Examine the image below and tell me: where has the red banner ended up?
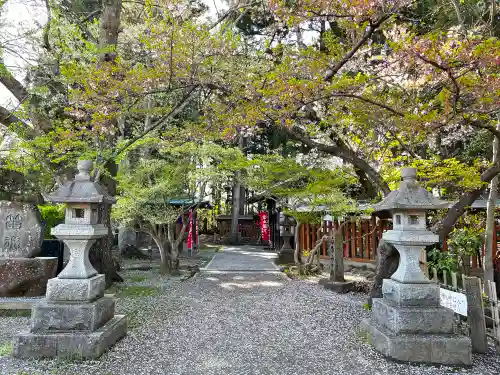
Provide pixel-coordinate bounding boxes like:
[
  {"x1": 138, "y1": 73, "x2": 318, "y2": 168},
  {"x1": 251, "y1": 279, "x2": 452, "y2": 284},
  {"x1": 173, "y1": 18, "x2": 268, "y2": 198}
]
[
  {"x1": 195, "y1": 214, "x2": 199, "y2": 253},
  {"x1": 259, "y1": 211, "x2": 270, "y2": 241},
  {"x1": 187, "y1": 209, "x2": 193, "y2": 250}
]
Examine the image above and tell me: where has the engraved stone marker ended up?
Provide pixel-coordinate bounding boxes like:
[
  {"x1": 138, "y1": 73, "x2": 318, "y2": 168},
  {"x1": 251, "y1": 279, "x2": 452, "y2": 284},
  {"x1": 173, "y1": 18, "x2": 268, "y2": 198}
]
[{"x1": 0, "y1": 201, "x2": 43, "y2": 258}]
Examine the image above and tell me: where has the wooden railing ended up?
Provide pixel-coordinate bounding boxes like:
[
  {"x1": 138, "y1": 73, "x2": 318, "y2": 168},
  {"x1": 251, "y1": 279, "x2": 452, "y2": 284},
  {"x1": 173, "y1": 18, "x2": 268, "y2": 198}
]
[
  {"x1": 299, "y1": 219, "x2": 500, "y2": 266},
  {"x1": 297, "y1": 218, "x2": 391, "y2": 263}
]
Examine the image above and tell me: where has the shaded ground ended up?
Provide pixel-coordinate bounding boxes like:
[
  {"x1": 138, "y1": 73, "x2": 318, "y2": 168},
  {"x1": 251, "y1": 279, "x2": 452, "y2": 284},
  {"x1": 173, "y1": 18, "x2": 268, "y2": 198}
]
[{"x1": 0, "y1": 246, "x2": 499, "y2": 375}]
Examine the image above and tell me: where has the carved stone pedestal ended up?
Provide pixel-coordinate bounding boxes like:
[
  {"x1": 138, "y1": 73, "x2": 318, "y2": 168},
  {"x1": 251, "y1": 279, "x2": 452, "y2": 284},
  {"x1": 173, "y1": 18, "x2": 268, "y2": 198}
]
[
  {"x1": 361, "y1": 279, "x2": 471, "y2": 366},
  {"x1": 13, "y1": 272, "x2": 126, "y2": 358}
]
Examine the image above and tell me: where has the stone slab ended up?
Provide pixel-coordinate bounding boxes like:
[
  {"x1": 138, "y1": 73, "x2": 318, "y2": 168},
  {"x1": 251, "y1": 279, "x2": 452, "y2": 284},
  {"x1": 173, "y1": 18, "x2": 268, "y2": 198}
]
[
  {"x1": 0, "y1": 257, "x2": 58, "y2": 297},
  {"x1": 360, "y1": 319, "x2": 471, "y2": 366},
  {"x1": 372, "y1": 298, "x2": 454, "y2": 334},
  {"x1": 46, "y1": 274, "x2": 105, "y2": 302},
  {"x1": 276, "y1": 248, "x2": 295, "y2": 265},
  {"x1": 0, "y1": 201, "x2": 43, "y2": 258},
  {"x1": 13, "y1": 314, "x2": 127, "y2": 358},
  {"x1": 31, "y1": 297, "x2": 114, "y2": 332},
  {"x1": 0, "y1": 296, "x2": 43, "y2": 310},
  {"x1": 382, "y1": 279, "x2": 440, "y2": 307},
  {"x1": 319, "y1": 280, "x2": 354, "y2": 294}
]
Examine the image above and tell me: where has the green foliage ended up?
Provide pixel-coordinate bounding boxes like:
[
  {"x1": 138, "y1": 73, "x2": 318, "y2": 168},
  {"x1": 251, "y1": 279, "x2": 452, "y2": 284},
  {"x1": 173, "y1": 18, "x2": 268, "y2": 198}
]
[
  {"x1": 448, "y1": 227, "x2": 484, "y2": 258},
  {"x1": 427, "y1": 248, "x2": 459, "y2": 275},
  {"x1": 244, "y1": 154, "x2": 356, "y2": 223},
  {"x1": 38, "y1": 204, "x2": 65, "y2": 239},
  {"x1": 0, "y1": 342, "x2": 12, "y2": 356},
  {"x1": 128, "y1": 275, "x2": 147, "y2": 283}
]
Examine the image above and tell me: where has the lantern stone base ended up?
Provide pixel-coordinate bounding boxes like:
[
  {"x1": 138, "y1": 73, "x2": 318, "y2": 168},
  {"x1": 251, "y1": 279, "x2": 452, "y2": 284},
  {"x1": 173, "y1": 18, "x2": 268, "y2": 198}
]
[
  {"x1": 371, "y1": 298, "x2": 455, "y2": 334},
  {"x1": 382, "y1": 279, "x2": 440, "y2": 307},
  {"x1": 361, "y1": 278, "x2": 472, "y2": 366},
  {"x1": 30, "y1": 297, "x2": 115, "y2": 332},
  {"x1": 361, "y1": 319, "x2": 471, "y2": 366},
  {"x1": 13, "y1": 315, "x2": 126, "y2": 359},
  {"x1": 13, "y1": 273, "x2": 127, "y2": 358},
  {"x1": 277, "y1": 248, "x2": 295, "y2": 265},
  {"x1": 46, "y1": 274, "x2": 105, "y2": 302}
]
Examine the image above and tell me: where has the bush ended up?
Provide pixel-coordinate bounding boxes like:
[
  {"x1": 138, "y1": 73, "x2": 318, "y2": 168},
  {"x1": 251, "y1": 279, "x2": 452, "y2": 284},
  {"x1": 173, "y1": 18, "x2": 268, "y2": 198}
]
[{"x1": 38, "y1": 204, "x2": 65, "y2": 239}]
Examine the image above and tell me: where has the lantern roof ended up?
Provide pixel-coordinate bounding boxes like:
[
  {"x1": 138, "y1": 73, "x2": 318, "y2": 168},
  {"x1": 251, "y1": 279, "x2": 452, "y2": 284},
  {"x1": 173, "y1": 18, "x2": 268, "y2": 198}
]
[
  {"x1": 373, "y1": 168, "x2": 448, "y2": 213},
  {"x1": 44, "y1": 160, "x2": 115, "y2": 204}
]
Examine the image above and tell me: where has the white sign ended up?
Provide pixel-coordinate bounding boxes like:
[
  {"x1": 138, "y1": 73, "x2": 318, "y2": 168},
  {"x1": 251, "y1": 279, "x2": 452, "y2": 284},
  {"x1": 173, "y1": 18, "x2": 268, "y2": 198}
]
[{"x1": 440, "y1": 288, "x2": 468, "y2": 316}]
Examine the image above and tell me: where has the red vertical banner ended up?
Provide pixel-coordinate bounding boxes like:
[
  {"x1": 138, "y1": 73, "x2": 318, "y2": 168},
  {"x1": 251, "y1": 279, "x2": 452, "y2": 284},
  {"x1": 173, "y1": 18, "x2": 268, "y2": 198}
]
[
  {"x1": 195, "y1": 212, "x2": 199, "y2": 254},
  {"x1": 187, "y1": 209, "x2": 193, "y2": 251},
  {"x1": 259, "y1": 211, "x2": 270, "y2": 242}
]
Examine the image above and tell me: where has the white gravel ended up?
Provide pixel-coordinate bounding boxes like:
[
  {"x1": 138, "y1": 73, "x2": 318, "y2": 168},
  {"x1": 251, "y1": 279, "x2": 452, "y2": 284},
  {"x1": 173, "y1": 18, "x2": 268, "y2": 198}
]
[{"x1": 1, "y1": 270, "x2": 499, "y2": 375}]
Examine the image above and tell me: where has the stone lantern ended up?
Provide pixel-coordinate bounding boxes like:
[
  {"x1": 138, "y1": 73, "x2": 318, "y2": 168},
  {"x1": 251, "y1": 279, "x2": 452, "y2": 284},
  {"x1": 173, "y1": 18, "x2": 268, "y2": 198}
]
[
  {"x1": 361, "y1": 168, "x2": 471, "y2": 365},
  {"x1": 277, "y1": 213, "x2": 295, "y2": 264},
  {"x1": 13, "y1": 160, "x2": 127, "y2": 359}
]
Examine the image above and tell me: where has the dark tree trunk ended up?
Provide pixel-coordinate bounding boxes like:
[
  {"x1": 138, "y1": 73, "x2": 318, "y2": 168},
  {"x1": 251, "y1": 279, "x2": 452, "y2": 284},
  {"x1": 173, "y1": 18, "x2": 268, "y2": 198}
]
[
  {"x1": 89, "y1": 202, "x2": 123, "y2": 286},
  {"x1": 330, "y1": 229, "x2": 345, "y2": 282},
  {"x1": 368, "y1": 240, "x2": 399, "y2": 307}
]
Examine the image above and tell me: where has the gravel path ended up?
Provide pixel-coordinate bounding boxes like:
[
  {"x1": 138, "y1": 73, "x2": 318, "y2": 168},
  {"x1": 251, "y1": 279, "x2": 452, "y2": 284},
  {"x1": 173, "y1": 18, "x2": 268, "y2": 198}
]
[
  {"x1": 201, "y1": 245, "x2": 280, "y2": 272},
  {"x1": 1, "y1": 247, "x2": 499, "y2": 375}
]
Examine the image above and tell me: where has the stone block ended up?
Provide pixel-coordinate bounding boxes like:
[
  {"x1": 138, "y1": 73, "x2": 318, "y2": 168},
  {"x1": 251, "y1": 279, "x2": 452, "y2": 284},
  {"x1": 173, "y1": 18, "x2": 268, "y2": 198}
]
[
  {"x1": 360, "y1": 319, "x2": 471, "y2": 366},
  {"x1": 46, "y1": 274, "x2": 105, "y2": 302},
  {"x1": 0, "y1": 257, "x2": 58, "y2": 297},
  {"x1": 31, "y1": 297, "x2": 114, "y2": 332},
  {"x1": 319, "y1": 280, "x2": 354, "y2": 294},
  {"x1": 276, "y1": 248, "x2": 295, "y2": 265},
  {"x1": 382, "y1": 279, "x2": 440, "y2": 307},
  {"x1": 372, "y1": 298, "x2": 454, "y2": 334},
  {"x1": 13, "y1": 314, "x2": 127, "y2": 358}
]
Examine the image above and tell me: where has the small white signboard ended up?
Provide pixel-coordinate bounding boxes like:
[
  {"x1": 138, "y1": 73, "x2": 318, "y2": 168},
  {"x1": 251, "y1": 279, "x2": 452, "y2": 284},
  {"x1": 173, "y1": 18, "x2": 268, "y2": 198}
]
[{"x1": 440, "y1": 288, "x2": 468, "y2": 316}]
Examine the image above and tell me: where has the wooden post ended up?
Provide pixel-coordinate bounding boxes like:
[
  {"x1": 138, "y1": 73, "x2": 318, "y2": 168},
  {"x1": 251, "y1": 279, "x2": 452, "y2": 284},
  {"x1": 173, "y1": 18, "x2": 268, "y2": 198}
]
[
  {"x1": 351, "y1": 218, "x2": 356, "y2": 258},
  {"x1": 321, "y1": 221, "x2": 328, "y2": 256},
  {"x1": 345, "y1": 221, "x2": 351, "y2": 258},
  {"x1": 370, "y1": 216, "x2": 377, "y2": 259},
  {"x1": 442, "y1": 236, "x2": 448, "y2": 252},
  {"x1": 494, "y1": 224, "x2": 498, "y2": 261},
  {"x1": 443, "y1": 270, "x2": 448, "y2": 286},
  {"x1": 378, "y1": 219, "x2": 384, "y2": 240},
  {"x1": 305, "y1": 224, "x2": 311, "y2": 250},
  {"x1": 312, "y1": 224, "x2": 316, "y2": 249},
  {"x1": 463, "y1": 276, "x2": 488, "y2": 353},
  {"x1": 362, "y1": 219, "x2": 369, "y2": 260},
  {"x1": 487, "y1": 281, "x2": 500, "y2": 353},
  {"x1": 432, "y1": 267, "x2": 438, "y2": 282},
  {"x1": 300, "y1": 223, "x2": 305, "y2": 252},
  {"x1": 330, "y1": 228, "x2": 345, "y2": 282},
  {"x1": 451, "y1": 272, "x2": 458, "y2": 289}
]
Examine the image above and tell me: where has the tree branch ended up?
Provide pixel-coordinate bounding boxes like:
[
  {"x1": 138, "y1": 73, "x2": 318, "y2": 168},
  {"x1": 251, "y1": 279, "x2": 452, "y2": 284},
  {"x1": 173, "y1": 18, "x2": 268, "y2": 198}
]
[
  {"x1": 281, "y1": 125, "x2": 391, "y2": 196},
  {"x1": 0, "y1": 69, "x2": 29, "y2": 103},
  {"x1": 324, "y1": 15, "x2": 390, "y2": 82},
  {"x1": 111, "y1": 85, "x2": 198, "y2": 159}
]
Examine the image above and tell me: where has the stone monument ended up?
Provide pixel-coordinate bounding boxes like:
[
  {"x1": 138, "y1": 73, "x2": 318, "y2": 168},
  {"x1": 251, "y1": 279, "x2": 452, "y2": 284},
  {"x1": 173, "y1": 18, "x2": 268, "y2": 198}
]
[
  {"x1": 277, "y1": 214, "x2": 295, "y2": 264},
  {"x1": 0, "y1": 201, "x2": 57, "y2": 296},
  {"x1": 361, "y1": 168, "x2": 471, "y2": 365},
  {"x1": 13, "y1": 160, "x2": 127, "y2": 358}
]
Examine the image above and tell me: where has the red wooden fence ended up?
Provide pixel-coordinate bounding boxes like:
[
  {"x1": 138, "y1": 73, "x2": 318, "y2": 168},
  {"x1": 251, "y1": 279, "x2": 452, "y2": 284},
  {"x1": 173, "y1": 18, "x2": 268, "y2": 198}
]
[
  {"x1": 297, "y1": 217, "x2": 392, "y2": 263},
  {"x1": 297, "y1": 219, "x2": 499, "y2": 266}
]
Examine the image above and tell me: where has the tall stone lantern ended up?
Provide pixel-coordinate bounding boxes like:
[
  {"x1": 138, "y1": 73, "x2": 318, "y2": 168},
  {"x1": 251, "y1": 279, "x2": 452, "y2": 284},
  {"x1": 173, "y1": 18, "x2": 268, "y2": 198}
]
[
  {"x1": 361, "y1": 168, "x2": 471, "y2": 365},
  {"x1": 13, "y1": 160, "x2": 127, "y2": 358}
]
